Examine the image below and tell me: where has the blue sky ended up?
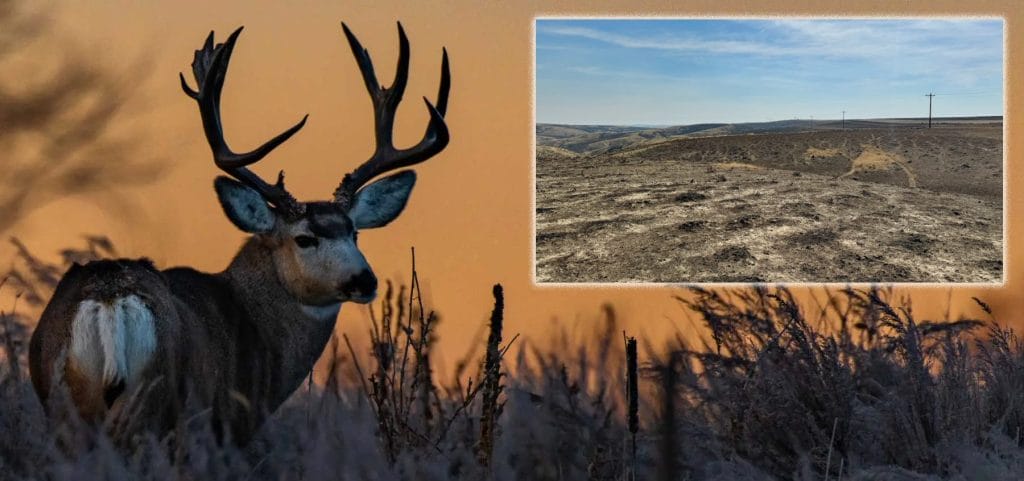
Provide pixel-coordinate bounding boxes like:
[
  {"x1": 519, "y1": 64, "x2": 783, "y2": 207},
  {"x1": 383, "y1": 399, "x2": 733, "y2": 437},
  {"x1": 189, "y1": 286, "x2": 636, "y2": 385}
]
[{"x1": 536, "y1": 19, "x2": 1003, "y2": 125}]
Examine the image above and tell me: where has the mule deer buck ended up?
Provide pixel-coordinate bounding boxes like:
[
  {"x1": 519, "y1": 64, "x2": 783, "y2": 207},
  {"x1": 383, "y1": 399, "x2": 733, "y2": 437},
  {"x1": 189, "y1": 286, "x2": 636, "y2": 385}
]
[{"x1": 28, "y1": 21, "x2": 450, "y2": 444}]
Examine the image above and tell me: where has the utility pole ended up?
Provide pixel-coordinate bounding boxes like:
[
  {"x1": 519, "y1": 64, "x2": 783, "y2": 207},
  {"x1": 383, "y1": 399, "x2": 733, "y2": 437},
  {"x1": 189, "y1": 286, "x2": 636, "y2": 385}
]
[
  {"x1": 925, "y1": 93, "x2": 935, "y2": 128},
  {"x1": 841, "y1": 110, "x2": 845, "y2": 130}
]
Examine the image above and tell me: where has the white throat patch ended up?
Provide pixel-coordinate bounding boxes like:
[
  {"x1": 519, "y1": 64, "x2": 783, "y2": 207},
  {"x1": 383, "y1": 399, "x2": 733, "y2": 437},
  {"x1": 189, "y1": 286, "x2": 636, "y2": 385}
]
[{"x1": 300, "y1": 303, "x2": 341, "y2": 323}]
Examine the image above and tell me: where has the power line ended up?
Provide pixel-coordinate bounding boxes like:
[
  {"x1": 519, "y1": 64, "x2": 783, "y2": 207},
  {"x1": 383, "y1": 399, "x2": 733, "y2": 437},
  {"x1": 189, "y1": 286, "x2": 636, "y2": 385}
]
[{"x1": 932, "y1": 90, "x2": 1001, "y2": 96}]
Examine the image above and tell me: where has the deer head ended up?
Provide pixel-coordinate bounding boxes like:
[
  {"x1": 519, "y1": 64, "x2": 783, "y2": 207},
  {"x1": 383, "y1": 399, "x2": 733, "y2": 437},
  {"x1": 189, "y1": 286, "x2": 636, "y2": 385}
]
[{"x1": 179, "y1": 23, "x2": 449, "y2": 306}]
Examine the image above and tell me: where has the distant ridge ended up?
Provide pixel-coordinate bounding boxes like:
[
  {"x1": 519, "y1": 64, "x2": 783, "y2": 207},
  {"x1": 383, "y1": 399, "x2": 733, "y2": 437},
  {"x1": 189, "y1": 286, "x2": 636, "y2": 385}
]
[{"x1": 537, "y1": 116, "x2": 1003, "y2": 156}]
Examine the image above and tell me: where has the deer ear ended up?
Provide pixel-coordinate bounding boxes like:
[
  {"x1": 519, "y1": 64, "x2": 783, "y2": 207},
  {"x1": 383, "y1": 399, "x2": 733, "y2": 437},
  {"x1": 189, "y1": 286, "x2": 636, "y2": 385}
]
[
  {"x1": 348, "y1": 170, "x2": 416, "y2": 229},
  {"x1": 214, "y1": 176, "x2": 276, "y2": 233}
]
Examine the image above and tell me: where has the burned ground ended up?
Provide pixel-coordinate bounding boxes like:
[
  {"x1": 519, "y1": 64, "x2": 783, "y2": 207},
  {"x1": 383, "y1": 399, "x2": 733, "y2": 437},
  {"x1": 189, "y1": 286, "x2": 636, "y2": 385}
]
[{"x1": 536, "y1": 121, "x2": 1002, "y2": 283}]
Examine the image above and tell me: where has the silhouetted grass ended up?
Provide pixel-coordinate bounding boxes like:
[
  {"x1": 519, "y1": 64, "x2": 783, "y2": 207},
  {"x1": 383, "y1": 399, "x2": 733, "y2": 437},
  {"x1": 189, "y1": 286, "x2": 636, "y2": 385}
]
[{"x1": 2, "y1": 245, "x2": 1023, "y2": 479}]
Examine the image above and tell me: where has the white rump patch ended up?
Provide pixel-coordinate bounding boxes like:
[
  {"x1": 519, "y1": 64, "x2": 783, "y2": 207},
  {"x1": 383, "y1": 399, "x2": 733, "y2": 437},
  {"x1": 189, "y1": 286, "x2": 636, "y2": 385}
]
[{"x1": 70, "y1": 295, "x2": 157, "y2": 387}]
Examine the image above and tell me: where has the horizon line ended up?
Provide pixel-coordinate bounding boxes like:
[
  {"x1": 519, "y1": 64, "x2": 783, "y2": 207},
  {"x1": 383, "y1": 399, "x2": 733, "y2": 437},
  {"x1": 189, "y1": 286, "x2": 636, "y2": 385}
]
[{"x1": 537, "y1": 114, "x2": 1004, "y2": 128}]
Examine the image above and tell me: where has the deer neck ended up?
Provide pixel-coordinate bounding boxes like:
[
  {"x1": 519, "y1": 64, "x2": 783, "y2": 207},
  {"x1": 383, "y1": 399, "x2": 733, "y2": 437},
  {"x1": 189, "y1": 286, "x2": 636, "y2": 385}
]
[{"x1": 222, "y1": 238, "x2": 340, "y2": 394}]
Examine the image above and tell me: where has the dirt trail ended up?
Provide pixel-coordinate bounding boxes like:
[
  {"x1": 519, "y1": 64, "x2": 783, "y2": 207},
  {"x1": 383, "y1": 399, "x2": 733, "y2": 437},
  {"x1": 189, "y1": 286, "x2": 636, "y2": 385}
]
[{"x1": 838, "y1": 144, "x2": 917, "y2": 188}]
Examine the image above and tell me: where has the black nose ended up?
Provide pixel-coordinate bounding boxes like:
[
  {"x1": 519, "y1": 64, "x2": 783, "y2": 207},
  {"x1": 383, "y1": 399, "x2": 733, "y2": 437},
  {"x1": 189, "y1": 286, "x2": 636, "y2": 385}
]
[{"x1": 350, "y1": 269, "x2": 377, "y2": 295}]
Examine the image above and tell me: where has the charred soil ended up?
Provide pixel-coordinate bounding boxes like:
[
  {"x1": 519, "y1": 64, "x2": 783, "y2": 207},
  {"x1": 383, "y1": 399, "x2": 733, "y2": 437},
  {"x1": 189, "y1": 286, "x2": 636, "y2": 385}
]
[{"x1": 536, "y1": 122, "x2": 1002, "y2": 283}]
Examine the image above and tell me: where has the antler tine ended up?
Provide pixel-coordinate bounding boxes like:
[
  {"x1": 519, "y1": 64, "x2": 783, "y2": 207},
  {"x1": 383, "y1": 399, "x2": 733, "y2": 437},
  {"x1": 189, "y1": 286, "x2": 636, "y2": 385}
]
[
  {"x1": 341, "y1": 23, "x2": 382, "y2": 102},
  {"x1": 436, "y1": 48, "x2": 450, "y2": 116},
  {"x1": 333, "y1": 22, "x2": 451, "y2": 207},
  {"x1": 389, "y1": 23, "x2": 411, "y2": 112},
  {"x1": 180, "y1": 26, "x2": 309, "y2": 218}
]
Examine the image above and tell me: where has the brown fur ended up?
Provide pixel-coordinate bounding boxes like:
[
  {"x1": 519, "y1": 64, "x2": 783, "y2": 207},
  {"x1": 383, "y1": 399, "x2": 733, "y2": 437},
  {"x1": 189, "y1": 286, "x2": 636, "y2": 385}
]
[
  {"x1": 63, "y1": 362, "x2": 106, "y2": 423},
  {"x1": 29, "y1": 237, "x2": 343, "y2": 445}
]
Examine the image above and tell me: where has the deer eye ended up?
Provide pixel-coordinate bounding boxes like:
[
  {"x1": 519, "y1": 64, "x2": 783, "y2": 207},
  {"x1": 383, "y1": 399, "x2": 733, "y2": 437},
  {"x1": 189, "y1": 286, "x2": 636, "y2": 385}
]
[{"x1": 294, "y1": 235, "x2": 319, "y2": 249}]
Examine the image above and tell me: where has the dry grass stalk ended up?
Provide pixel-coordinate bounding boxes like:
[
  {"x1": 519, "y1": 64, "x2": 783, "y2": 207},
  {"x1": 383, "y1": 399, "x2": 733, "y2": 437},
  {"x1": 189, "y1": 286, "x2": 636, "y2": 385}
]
[
  {"x1": 656, "y1": 352, "x2": 680, "y2": 481},
  {"x1": 625, "y1": 334, "x2": 639, "y2": 480},
  {"x1": 477, "y1": 283, "x2": 504, "y2": 468},
  {"x1": 825, "y1": 416, "x2": 838, "y2": 480},
  {"x1": 345, "y1": 249, "x2": 445, "y2": 463}
]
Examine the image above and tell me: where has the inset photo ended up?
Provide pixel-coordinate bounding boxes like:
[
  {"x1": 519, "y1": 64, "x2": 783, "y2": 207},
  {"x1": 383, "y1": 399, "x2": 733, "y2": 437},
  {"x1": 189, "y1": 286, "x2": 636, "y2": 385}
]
[{"x1": 534, "y1": 18, "x2": 1004, "y2": 284}]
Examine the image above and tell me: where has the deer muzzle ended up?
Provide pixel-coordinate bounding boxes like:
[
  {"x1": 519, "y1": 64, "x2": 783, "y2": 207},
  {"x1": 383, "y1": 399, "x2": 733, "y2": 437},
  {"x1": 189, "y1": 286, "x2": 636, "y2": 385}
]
[{"x1": 343, "y1": 269, "x2": 378, "y2": 303}]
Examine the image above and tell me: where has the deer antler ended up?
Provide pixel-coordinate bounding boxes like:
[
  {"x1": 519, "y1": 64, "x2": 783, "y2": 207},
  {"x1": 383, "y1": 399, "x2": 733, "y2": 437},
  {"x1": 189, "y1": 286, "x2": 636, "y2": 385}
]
[
  {"x1": 180, "y1": 27, "x2": 309, "y2": 219},
  {"x1": 332, "y1": 22, "x2": 450, "y2": 208}
]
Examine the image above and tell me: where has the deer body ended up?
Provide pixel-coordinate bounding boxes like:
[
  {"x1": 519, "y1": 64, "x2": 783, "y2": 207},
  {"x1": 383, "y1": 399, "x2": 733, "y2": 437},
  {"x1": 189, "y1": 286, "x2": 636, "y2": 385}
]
[
  {"x1": 33, "y1": 239, "x2": 344, "y2": 442},
  {"x1": 28, "y1": 22, "x2": 450, "y2": 444}
]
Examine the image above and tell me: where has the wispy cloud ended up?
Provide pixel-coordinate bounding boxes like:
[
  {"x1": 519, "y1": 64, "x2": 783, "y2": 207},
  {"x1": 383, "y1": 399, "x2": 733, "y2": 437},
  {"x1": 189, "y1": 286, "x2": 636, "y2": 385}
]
[
  {"x1": 540, "y1": 25, "x2": 785, "y2": 56},
  {"x1": 535, "y1": 19, "x2": 1003, "y2": 124},
  {"x1": 539, "y1": 19, "x2": 1002, "y2": 63},
  {"x1": 556, "y1": 64, "x2": 692, "y2": 82},
  {"x1": 766, "y1": 19, "x2": 1001, "y2": 64}
]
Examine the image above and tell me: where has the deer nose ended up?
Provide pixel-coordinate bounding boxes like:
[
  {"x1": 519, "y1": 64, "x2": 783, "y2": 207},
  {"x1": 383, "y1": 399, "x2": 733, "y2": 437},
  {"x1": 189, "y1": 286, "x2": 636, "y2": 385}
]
[{"x1": 349, "y1": 269, "x2": 377, "y2": 297}]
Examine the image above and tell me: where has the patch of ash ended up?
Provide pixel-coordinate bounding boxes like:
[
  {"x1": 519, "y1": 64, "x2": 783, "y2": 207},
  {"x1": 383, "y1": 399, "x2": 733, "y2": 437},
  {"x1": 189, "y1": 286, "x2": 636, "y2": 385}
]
[
  {"x1": 713, "y1": 245, "x2": 755, "y2": 264},
  {"x1": 893, "y1": 233, "x2": 934, "y2": 255},
  {"x1": 678, "y1": 220, "x2": 707, "y2": 232},
  {"x1": 674, "y1": 191, "x2": 708, "y2": 203}
]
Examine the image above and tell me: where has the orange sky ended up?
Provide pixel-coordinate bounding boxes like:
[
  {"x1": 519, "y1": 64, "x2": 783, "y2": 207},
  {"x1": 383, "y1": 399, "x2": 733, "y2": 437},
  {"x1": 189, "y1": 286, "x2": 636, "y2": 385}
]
[{"x1": 5, "y1": 0, "x2": 1021, "y2": 370}]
